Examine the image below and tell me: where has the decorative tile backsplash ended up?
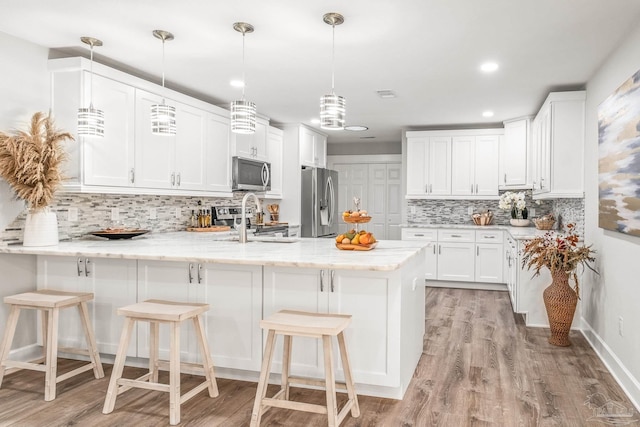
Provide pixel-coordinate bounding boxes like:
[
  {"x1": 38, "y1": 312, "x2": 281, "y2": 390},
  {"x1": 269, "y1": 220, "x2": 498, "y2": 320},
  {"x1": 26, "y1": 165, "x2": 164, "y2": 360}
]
[{"x1": 1, "y1": 192, "x2": 260, "y2": 244}]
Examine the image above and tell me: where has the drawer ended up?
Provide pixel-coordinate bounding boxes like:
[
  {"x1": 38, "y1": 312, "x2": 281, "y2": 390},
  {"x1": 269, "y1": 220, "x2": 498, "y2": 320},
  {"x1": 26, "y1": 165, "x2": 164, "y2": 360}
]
[
  {"x1": 476, "y1": 230, "x2": 503, "y2": 243},
  {"x1": 401, "y1": 228, "x2": 437, "y2": 241},
  {"x1": 437, "y1": 229, "x2": 475, "y2": 243}
]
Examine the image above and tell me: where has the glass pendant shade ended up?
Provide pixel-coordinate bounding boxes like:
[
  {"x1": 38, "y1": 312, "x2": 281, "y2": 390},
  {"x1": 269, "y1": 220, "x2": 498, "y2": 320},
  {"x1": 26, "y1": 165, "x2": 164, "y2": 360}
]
[
  {"x1": 231, "y1": 99, "x2": 256, "y2": 134},
  {"x1": 320, "y1": 93, "x2": 346, "y2": 130},
  {"x1": 151, "y1": 100, "x2": 176, "y2": 135},
  {"x1": 77, "y1": 106, "x2": 105, "y2": 137}
]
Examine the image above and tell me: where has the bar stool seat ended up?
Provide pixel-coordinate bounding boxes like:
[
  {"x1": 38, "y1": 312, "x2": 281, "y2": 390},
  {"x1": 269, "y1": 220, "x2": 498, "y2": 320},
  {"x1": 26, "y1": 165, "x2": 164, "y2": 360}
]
[
  {"x1": 250, "y1": 310, "x2": 360, "y2": 427},
  {"x1": 102, "y1": 299, "x2": 218, "y2": 426},
  {"x1": 0, "y1": 289, "x2": 104, "y2": 401}
]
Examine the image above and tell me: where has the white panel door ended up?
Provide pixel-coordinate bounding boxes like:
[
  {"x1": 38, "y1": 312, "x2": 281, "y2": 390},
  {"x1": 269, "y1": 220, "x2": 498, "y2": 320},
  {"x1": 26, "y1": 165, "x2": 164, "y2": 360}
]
[
  {"x1": 266, "y1": 127, "x2": 283, "y2": 198},
  {"x1": 475, "y1": 243, "x2": 504, "y2": 283},
  {"x1": 299, "y1": 127, "x2": 316, "y2": 167},
  {"x1": 474, "y1": 135, "x2": 499, "y2": 196},
  {"x1": 333, "y1": 163, "x2": 368, "y2": 215},
  {"x1": 406, "y1": 137, "x2": 428, "y2": 195},
  {"x1": 386, "y1": 163, "x2": 403, "y2": 240},
  {"x1": 368, "y1": 163, "x2": 387, "y2": 239},
  {"x1": 205, "y1": 113, "x2": 231, "y2": 192},
  {"x1": 451, "y1": 136, "x2": 475, "y2": 195},
  {"x1": 437, "y1": 242, "x2": 475, "y2": 281},
  {"x1": 428, "y1": 137, "x2": 452, "y2": 195},
  {"x1": 501, "y1": 119, "x2": 528, "y2": 187},
  {"x1": 82, "y1": 73, "x2": 135, "y2": 187},
  {"x1": 134, "y1": 89, "x2": 175, "y2": 189},
  {"x1": 174, "y1": 102, "x2": 207, "y2": 190}
]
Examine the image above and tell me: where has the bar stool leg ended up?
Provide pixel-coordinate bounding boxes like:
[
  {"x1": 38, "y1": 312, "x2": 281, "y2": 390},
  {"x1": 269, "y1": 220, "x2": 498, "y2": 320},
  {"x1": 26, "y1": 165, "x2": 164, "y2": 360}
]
[
  {"x1": 0, "y1": 305, "x2": 21, "y2": 387},
  {"x1": 77, "y1": 301, "x2": 104, "y2": 379},
  {"x1": 322, "y1": 335, "x2": 339, "y2": 427},
  {"x1": 103, "y1": 317, "x2": 134, "y2": 414},
  {"x1": 149, "y1": 321, "x2": 159, "y2": 383},
  {"x1": 169, "y1": 321, "x2": 181, "y2": 425},
  {"x1": 250, "y1": 329, "x2": 277, "y2": 427},
  {"x1": 44, "y1": 308, "x2": 60, "y2": 401},
  {"x1": 337, "y1": 332, "x2": 360, "y2": 418},
  {"x1": 41, "y1": 309, "x2": 48, "y2": 361},
  {"x1": 192, "y1": 316, "x2": 219, "y2": 397},
  {"x1": 281, "y1": 335, "x2": 292, "y2": 400}
]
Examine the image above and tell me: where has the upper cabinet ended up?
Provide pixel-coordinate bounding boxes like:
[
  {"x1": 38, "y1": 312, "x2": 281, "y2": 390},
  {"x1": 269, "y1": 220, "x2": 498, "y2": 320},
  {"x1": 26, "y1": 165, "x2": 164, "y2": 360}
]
[
  {"x1": 300, "y1": 126, "x2": 327, "y2": 168},
  {"x1": 531, "y1": 91, "x2": 585, "y2": 199},
  {"x1": 265, "y1": 126, "x2": 284, "y2": 199},
  {"x1": 500, "y1": 117, "x2": 531, "y2": 189},
  {"x1": 406, "y1": 129, "x2": 501, "y2": 199},
  {"x1": 231, "y1": 117, "x2": 268, "y2": 161},
  {"x1": 49, "y1": 57, "x2": 233, "y2": 197}
]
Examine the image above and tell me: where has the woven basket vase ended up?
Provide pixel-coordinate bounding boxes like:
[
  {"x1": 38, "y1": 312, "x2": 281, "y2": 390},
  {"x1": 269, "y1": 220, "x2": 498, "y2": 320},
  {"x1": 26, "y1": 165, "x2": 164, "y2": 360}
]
[{"x1": 543, "y1": 271, "x2": 578, "y2": 346}]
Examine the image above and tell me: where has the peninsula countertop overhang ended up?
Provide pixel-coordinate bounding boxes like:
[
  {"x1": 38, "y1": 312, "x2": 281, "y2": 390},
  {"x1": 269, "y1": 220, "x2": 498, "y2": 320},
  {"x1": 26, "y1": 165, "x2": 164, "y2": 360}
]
[{"x1": 0, "y1": 232, "x2": 430, "y2": 272}]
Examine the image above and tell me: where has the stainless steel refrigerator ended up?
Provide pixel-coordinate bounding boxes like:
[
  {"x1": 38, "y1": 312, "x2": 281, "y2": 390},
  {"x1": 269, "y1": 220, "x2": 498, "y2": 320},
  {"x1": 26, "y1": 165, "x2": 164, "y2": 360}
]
[{"x1": 301, "y1": 166, "x2": 339, "y2": 238}]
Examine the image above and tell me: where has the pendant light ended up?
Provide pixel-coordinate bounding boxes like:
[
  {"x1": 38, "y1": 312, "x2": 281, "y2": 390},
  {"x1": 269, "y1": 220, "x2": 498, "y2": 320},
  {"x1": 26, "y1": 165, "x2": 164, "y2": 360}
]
[
  {"x1": 230, "y1": 22, "x2": 256, "y2": 134},
  {"x1": 320, "y1": 12, "x2": 346, "y2": 130},
  {"x1": 150, "y1": 30, "x2": 176, "y2": 135},
  {"x1": 77, "y1": 37, "x2": 104, "y2": 137}
]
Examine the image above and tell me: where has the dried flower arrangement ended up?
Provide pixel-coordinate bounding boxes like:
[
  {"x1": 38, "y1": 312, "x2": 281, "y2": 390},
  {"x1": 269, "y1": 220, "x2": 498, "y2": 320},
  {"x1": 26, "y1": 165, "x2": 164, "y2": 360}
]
[
  {"x1": 521, "y1": 223, "x2": 598, "y2": 297},
  {"x1": 0, "y1": 112, "x2": 74, "y2": 210}
]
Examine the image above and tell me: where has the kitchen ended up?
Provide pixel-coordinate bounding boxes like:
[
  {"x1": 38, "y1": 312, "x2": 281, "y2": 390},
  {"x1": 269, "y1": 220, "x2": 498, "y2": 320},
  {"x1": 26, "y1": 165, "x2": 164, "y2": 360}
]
[{"x1": 1, "y1": 1, "x2": 640, "y2": 425}]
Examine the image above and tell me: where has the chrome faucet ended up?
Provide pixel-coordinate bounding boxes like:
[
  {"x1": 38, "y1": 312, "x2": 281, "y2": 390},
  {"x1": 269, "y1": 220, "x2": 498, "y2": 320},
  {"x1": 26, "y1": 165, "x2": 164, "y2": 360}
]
[{"x1": 239, "y1": 192, "x2": 261, "y2": 243}]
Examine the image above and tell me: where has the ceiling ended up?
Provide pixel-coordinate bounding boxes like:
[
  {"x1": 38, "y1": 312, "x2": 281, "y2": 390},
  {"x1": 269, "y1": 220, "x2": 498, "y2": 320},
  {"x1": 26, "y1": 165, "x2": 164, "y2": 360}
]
[{"x1": 1, "y1": 1, "x2": 640, "y2": 145}]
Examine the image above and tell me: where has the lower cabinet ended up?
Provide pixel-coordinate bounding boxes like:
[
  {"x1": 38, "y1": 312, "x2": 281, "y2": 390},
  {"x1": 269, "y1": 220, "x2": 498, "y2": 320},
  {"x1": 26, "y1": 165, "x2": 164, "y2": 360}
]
[
  {"x1": 37, "y1": 256, "x2": 138, "y2": 356},
  {"x1": 437, "y1": 242, "x2": 475, "y2": 281},
  {"x1": 401, "y1": 229, "x2": 437, "y2": 279}
]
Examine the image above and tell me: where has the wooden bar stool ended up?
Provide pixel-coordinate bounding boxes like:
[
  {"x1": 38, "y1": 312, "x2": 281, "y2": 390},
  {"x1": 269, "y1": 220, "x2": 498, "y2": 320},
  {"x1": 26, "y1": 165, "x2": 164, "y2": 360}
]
[
  {"x1": 0, "y1": 290, "x2": 104, "y2": 401},
  {"x1": 102, "y1": 299, "x2": 218, "y2": 426},
  {"x1": 250, "y1": 310, "x2": 360, "y2": 427}
]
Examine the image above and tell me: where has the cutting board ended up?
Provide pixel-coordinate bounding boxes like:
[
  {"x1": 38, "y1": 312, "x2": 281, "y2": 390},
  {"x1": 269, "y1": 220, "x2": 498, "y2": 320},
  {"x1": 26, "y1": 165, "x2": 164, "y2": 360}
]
[{"x1": 187, "y1": 226, "x2": 231, "y2": 232}]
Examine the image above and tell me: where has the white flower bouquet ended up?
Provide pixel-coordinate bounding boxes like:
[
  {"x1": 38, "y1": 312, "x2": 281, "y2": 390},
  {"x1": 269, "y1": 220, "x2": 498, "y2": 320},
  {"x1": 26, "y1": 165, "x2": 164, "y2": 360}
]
[{"x1": 499, "y1": 191, "x2": 528, "y2": 219}]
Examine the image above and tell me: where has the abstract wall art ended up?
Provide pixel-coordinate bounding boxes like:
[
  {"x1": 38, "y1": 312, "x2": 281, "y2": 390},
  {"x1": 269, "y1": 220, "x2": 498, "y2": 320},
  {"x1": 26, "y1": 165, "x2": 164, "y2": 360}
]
[{"x1": 598, "y1": 68, "x2": 640, "y2": 237}]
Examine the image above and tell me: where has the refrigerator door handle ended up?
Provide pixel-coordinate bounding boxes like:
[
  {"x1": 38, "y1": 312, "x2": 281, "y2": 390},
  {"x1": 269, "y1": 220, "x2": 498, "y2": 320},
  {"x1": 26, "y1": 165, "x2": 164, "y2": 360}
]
[{"x1": 327, "y1": 175, "x2": 335, "y2": 226}]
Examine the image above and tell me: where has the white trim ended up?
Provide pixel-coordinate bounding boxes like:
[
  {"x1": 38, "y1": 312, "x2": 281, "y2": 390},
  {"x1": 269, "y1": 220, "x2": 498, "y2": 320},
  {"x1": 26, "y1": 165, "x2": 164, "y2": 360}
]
[
  {"x1": 581, "y1": 319, "x2": 640, "y2": 412},
  {"x1": 425, "y1": 281, "x2": 507, "y2": 291},
  {"x1": 328, "y1": 154, "x2": 402, "y2": 166},
  {"x1": 406, "y1": 128, "x2": 504, "y2": 138}
]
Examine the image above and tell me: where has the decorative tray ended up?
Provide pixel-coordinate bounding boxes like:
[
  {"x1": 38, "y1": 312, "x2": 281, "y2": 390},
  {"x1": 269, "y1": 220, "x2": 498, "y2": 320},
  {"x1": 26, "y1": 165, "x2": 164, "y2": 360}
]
[
  {"x1": 335, "y1": 242, "x2": 377, "y2": 251},
  {"x1": 90, "y1": 230, "x2": 150, "y2": 240},
  {"x1": 342, "y1": 216, "x2": 372, "y2": 224},
  {"x1": 186, "y1": 226, "x2": 231, "y2": 232}
]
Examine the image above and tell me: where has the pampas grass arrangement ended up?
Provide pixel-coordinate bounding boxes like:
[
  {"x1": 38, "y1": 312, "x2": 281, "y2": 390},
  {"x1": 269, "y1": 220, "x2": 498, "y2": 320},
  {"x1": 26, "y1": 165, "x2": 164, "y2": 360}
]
[{"x1": 0, "y1": 112, "x2": 74, "y2": 210}]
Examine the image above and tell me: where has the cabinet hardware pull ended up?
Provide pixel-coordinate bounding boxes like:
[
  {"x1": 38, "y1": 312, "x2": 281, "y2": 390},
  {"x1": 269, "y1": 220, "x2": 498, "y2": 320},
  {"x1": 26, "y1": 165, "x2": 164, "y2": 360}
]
[
  {"x1": 430, "y1": 184, "x2": 432, "y2": 193},
  {"x1": 188, "y1": 263, "x2": 194, "y2": 284},
  {"x1": 425, "y1": 184, "x2": 428, "y2": 193},
  {"x1": 330, "y1": 270, "x2": 335, "y2": 292},
  {"x1": 438, "y1": 245, "x2": 441, "y2": 255},
  {"x1": 477, "y1": 246, "x2": 479, "y2": 256},
  {"x1": 177, "y1": 173, "x2": 181, "y2": 187},
  {"x1": 171, "y1": 173, "x2": 175, "y2": 186},
  {"x1": 475, "y1": 184, "x2": 478, "y2": 194},
  {"x1": 197, "y1": 263, "x2": 202, "y2": 284},
  {"x1": 85, "y1": 258, "x2": 91, "y2": 277},
  {"x1": 130, "y1": 168, "x2": 135, "y2": 184},
  {"x1": 320, "y1": 270, "x2": 325, "y2": 292},
  {"x1": 504, "y1": 173, "x2": 507, "y2": 183},
  {"x1": 471, "y1": 184, "x2": 473, "y2": 193},
  {"x1": 433, "y1": 245, "x2": 436, "y2": 255},
  {"x1": 415, "y1": 233, "x2": 424, "y2": 237},
  {"x1": 451, "y1": 234, "x2": 462, "y2": 238},
  {"x1": 77, "y1": 258, "x2": 83, "y2": 276},
  {"x1": 485, "y1": 235, "x2": 495, "y2": 239}
]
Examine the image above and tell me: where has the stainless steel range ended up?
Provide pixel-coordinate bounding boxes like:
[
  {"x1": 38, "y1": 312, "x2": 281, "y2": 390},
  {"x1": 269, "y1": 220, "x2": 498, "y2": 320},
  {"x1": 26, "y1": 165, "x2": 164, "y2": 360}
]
[{"x1": 212, "y1": 206, "x2": 289, "y2": 236}]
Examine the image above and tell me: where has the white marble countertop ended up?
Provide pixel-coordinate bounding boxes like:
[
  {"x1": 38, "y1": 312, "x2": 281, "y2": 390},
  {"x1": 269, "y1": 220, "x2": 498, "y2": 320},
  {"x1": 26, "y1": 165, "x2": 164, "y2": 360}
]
[
  {"x1": 401, "y1": 223, "x2": 550, "y2": 240},
  {"x1": 0, "y1": 232, "x2": 429, "y2": 272}
]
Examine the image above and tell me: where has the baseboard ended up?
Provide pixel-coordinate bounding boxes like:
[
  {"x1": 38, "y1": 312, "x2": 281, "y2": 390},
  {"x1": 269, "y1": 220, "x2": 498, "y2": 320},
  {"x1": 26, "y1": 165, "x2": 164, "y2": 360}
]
[
  {"x1": 425, "y1": 280, "x2": 507, "y2": 292},
  {"x1": 581, "y1": 317, "x2": 640, "y2": 412},
  {"x1": 8, "y1": 344, "x2": 41, "y2": 362}
]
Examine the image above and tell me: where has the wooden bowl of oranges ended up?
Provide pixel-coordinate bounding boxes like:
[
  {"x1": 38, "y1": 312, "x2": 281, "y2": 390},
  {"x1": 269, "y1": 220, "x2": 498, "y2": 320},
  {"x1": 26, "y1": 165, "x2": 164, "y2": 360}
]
[
  {"x1": 342, "y1": 209, "x2": 371, "y2": 223},
  {"x1": 335, "y1": 229, "x2": 377, "y2": 250}
]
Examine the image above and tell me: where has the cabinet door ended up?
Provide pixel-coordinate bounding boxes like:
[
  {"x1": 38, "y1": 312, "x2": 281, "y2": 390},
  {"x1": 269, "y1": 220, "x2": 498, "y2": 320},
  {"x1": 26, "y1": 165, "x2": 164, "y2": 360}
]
[
  {"x1": 137, "y1": 260, "x2": 197, "y2": 362},
  {"x1": 328, "y1": 270, "x2": 397, "y2": 386},
  {"x1": 437, "y1": 242, "x2": 474, "y2": 281},
  {"x1": 196, "y1": 264, "x2": 262, "y2": 371},
  {"x1": 263, "y1": 266, "x2": 328, "y2": 378},
  {"x1": 474, "y1": 136, "x2": 499, "y2": 196},
  {"x1": 266, "y1": 127, "x2": 283, "y2": 198},
  {"x1": 406, "y1": 137, "x2": 428, "y2": 195},
  {"x1": 314, "y1": 133, "x2": 327, "y2": 168},
  {"x1": 539, "y1": 106, "x2": 552, "y2": 193},
  {"x1": 134, "y1": 89, "x2": 175, "y2": 189},
  {"x1": 475, "y1": 244, "x2": 504, "y2": 283},
  {"x1": 425, "y1": 243, "x2": 438, "y2": 280},
  {"x1": 205, "y1": 113, "x2": 231, "y2": 192},
  {"x1": 174, "y1": 102, "x2": 207, "y2": 190},
  {"x1": 401, "y1": 229, "x2": 437, "y2": 279},
  {"x1": 428, "y1": 137, "x2": 452, "y2": 195},
  {"x1": 233, "y1": 119, "x2": 268, "y2": 160},
  {"x1": 451, "y1": 136, "x2": 475, "y2": 195},
  {"x1": 299, "y1": 127, "x2": 316, "y2": 167},
  {"x1": 82, "y1": 73, "x2": 135, "y2": 187},
  {"x1": 500, "y1": 120, "x2": 528, "y2": 187}
]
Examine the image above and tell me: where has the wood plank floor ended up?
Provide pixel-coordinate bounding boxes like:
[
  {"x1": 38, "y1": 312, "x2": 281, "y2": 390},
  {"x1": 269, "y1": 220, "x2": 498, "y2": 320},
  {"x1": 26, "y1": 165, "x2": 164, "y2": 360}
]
[{"x1": 1, "y1": 287, "x2": 637, "y2": 426}]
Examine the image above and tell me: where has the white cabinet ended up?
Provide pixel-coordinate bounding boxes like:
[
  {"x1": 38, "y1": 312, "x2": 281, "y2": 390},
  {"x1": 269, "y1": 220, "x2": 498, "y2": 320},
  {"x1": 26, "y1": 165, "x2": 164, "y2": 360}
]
[
  {"x1": 37, "y1": 256, "x2": 137, "y2": 356},
  {"x1": 231, "y1": 118, "x2": 268, "y2": 161},
  {"x1": 300, "y1": 126, "x2": 328, "y2": 168},
  {"x1": 475, "y1": 230, "x2": 504, "y2": 283},
  {"x1": 531, "y1": 91, "x2": 586, "y2": 198},
  {"x1": 265, "y1": 126, "x2": 283, "y2": 198},
  {"x1": 405, "y1": 136, "x2": 452, "y2": 197},
  {"x1": 500, "y1": 118, "x2": 530, "y2": 189},
  {"x1": 504, "y1": 234, "x2": 519, "y2": 311},
  {"x1": 401, "y1": 228, "x2": 437, "y2": 279},
  {"x1": 174, "y1": 101, "x2": 208, "y2": 191},
  {"x1": 204, "y1": 113, "x2": 232, "y2": 193},
  {"x1": 451, "y1": 135, "x2": 499, "y2": 197}
]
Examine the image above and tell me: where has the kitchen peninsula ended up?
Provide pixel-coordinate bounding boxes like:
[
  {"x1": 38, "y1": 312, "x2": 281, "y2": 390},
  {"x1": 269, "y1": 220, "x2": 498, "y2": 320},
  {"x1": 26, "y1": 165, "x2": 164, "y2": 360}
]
[{"x1": 0, "y1": 234, "x2": 428, "y2": 399}]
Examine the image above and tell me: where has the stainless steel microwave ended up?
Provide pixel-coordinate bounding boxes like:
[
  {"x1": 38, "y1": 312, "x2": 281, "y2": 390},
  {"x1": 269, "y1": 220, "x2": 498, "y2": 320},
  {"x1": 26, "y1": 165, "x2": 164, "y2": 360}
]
[{"x1": 232, "y1": 157, "x2": 271, "y2": 191}]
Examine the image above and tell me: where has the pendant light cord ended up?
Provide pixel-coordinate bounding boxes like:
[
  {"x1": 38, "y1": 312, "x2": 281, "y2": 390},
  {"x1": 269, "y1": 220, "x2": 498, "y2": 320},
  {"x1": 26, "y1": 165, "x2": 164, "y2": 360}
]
[
  {"x1": 331, "y1": 22, "x2": 336, "y2": 94},
  {"x1": 161, "y1": 37, "x2": 166, "y2": 104},
  {"x1": 89, "y1": 44, "x2": 95, "y2": 109},
  {"x1": 241, "y1": 31, "x2": 246, "y2": 100}
]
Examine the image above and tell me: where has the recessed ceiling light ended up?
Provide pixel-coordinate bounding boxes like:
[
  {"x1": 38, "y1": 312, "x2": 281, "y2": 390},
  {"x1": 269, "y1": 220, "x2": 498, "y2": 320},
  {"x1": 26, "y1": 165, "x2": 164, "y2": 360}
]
[
  {"x1": 480, "y1": 62, "x2": 499, "y2": 73},
  {"x1": 230, "y1": 79, "x2": 244, "y2": 88},
  {"x1": 344, "y1": 125, "x2": 368, "y2": 131},
  {"x1": 310, "y1": 118, "x2": 321, "y2": 124},
  {"x1": 482, "y1": 111, "x2": 495, "y2": 118},
  {"x1": 376, "y1": 90, "x2": 396, "y2": 99}
]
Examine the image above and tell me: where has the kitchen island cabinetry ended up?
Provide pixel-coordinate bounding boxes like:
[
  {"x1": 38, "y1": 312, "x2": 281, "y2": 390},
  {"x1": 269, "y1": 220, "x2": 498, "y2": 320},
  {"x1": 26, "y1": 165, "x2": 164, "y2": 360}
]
[{"x1": 36, "y1": 256, "x2": 137, "y2": 356}]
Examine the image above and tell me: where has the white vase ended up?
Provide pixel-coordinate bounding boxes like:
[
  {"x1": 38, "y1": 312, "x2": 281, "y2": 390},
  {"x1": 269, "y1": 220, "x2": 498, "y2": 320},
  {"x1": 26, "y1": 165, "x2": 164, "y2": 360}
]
[
  {"x1": 510, "y1": 218, "x2": 530, "y2": 227},
  {"x1": 23, "y1": 207, "x2": 59, "y2": 247}
]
